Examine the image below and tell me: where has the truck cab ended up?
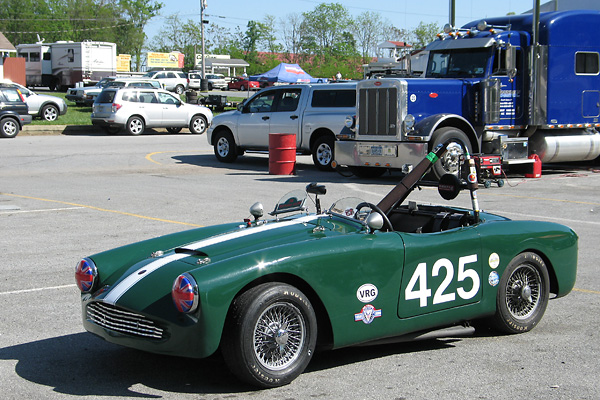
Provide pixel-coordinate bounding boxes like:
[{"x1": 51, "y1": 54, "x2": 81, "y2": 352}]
[{"x1": 335, "y1": 10, "x2": 600, "y2": 179}]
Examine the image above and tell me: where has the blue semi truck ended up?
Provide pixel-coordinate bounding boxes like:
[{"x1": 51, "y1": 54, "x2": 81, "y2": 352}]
[{"x1": 334, "y1": 9, "x2": 600, "y2": 179}]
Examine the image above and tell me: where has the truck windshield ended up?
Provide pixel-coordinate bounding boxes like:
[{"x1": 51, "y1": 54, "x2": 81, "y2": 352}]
[{"x1": 426, "y1": 48, "x2": 490, "y2": 78}]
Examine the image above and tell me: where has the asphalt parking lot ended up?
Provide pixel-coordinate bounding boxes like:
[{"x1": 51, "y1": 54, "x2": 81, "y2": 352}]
[{"x1": 1, "y1": 132, "x2": 599, "y2": 399}]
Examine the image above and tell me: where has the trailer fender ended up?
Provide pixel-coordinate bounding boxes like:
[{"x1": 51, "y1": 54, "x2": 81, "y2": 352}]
[{"x1": 414, "y1": 114, "x2": 480, "y2": 153}]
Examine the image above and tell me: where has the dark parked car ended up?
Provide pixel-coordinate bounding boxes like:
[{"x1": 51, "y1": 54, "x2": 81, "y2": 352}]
[{"x1": 0, "y1": 84, "x2": 33, "y2": 138}]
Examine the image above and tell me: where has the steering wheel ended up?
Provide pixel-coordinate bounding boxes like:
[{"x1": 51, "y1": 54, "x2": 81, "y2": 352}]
[{"x1": 355, "y1": 202, "x2": 393, "y2": 232}]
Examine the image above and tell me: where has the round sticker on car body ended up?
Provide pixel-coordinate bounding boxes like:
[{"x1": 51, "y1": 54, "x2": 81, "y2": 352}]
[{"x1": 357, "y1": 283, "x2": 378, "y2": 303}]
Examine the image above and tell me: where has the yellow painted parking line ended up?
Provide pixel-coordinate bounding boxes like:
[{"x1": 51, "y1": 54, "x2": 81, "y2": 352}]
[
  {"x1": 573, "y1": 288, "x2": 600, "y2": 295},
  {"x1": 145, "y1": 151, "x2": 174, "y2": 165},
  {"x1": 0, "y1": 192, "x2": 203, "y2": 227}
]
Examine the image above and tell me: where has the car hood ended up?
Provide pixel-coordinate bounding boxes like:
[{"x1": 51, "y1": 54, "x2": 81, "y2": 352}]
[{"x1": 96, "y1": 214, "x2": 359, "y2": 311}]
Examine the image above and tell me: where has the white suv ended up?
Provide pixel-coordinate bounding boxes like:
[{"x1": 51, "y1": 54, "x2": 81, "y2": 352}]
[
  {"x1": 141, "y1": 71, "x2": 189, "y2": 94},
  {"x1": 91, "y1": 88, "x2": 212, "y2": 135}
]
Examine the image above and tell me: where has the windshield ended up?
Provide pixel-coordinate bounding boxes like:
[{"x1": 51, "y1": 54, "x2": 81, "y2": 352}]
[
  {"x1": 426, "y1": 48, "x2": 491, "y2": 78},
  {"x1": 271, "y1": 189, "x2": 307, "y2": 216},
  {"x1": 329, "y1": 197, "x2": 366, "y2": 219}
]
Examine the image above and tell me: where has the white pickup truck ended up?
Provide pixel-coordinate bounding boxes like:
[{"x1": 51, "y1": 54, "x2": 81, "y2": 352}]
[{"x1": 206, "y1": 83, "x2": 356, "y2": 170}]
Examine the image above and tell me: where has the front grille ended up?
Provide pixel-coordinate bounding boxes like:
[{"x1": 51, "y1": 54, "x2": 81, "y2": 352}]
[
  {"x1": 358, "y1": 87, "x2": 399, "y2": 137},
  {"x1": 87, "y1": 302, "x2": 164, "y2": 339}
]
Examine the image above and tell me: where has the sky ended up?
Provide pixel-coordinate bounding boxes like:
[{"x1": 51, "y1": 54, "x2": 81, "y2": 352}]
[{"x1": 144, "y1": 0, "x2": 533, "y2": 42}]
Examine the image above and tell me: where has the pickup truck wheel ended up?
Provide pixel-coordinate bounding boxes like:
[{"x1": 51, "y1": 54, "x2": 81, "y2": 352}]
[
  {"x1": 41, "y1": 104, "x2": 59, "y2": 121},
  {"x1": 0, "y1": 118, "x2": 19, "y2": 138},
  {"x1": 190, "y1": 115, "x2": 208, "y2": 134},
  {"x1": 221, "y1": 283, "x2": 317, "y2": 388},
  {"x1": 214, "y1": 130, "x2": 238, "y2": 162},
  {"x1": 312, "y1": 136, "x2": 335, "y2": 171},
  {"x1": 430, "y1": 127, "x2": 472, "y2": 179},
  {"x1": 126, "y1": 116, "x2": 145, "y2": 135}
]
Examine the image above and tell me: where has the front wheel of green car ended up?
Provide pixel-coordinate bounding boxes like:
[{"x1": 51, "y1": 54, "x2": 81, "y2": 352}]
[{"x1": 221, "y1": 283, "x2": 317, "y2": 388}]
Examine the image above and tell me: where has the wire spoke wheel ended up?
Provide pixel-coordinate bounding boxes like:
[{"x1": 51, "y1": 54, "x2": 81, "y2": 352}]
[
  {"x1": 253, "y1": 302, "x2": 306, "y2": 371},
  {"x1": 504, "y1": 263, "x2": 541, "y2": 320},
  {"x1": 490, "y1": 252, "x2": 549, "y2": 334}
]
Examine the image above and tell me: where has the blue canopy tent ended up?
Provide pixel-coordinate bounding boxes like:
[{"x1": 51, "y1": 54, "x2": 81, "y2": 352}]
[{"x1": 250, "y1": 63, "x2": 322, "y2": 83}]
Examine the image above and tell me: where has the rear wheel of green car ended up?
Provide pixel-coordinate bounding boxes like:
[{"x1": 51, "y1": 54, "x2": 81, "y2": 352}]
[
  {"x1": 491, "y1": 252, "x2": 550, "y2": 334},
  {"x1": 222, "y1": 283, "x2": 317, "y2": 388}
]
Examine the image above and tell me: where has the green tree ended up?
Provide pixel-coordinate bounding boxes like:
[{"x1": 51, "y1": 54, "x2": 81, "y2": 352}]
[
  {"x1": 411, "y1": 21, "x2": 441, "y2": 49},
  {"x1": 118, "y1": 0, "x2": 164, "y2": 71},
  {"x1": 300, "y1": 3, "x2": 352, "y2": 57}
]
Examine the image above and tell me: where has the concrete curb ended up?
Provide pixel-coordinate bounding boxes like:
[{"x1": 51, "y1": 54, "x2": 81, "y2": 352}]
[{"x1": 21, "y1": 125, "x2": 100, "y2": 136}]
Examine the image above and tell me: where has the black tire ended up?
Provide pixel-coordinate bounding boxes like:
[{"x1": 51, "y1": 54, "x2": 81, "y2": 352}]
[
  {"x1": 349, "y1": 166, "x2": 386, "y2": 178},
  {"x1": 189, "y1": 115, "x2": 208, "y2": 134},
  {"x1": 0, "y1": 118, "x2": 19, "y2": 138},
  {"x1": 213, "y1": 130, "x2": 238, "y2": 162},
  {"x1": 41, "y1": 104, "x2": 59, "y2": 121},
  {"x1": 221, "y1": 283, "x2": 317, "y2": 388},
  {"x1": 311, "y1": 135, "x2": 335, "y2": 171},
  {"x1": 430, "y1": 127, "x2": 472, "y2": 179},
  {"x1": 240, "y1": 85, "x2": 245, "y2": 91},
  {"x1": 166, "y1": 127, "x2": 183, "y2": 134},
  {"x1": 491, "y1": 252, "x2": 550, "y2": 334},
  {"x1": 126, "y1": 116, "x2": 145, "y2": 135},
  {"x1": 175, "y1": 85, "x2": 185, "y2": 95},
  {"x1": 102, "y1": 126, "x2": 121, "y2": 135},
  {"x1": 208, "y1": 83, "x2": 213, "y2": 91}
]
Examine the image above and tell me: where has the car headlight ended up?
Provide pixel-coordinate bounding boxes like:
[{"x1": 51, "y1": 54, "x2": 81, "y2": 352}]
[
  {"x1": 75, "y1": 258, "x2": 98, "y2": 293},
  {"x1": 172, "y1": 273, "x2": 199, "y2": 313}
]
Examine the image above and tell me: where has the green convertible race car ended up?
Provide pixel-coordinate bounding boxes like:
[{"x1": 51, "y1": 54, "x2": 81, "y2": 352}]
[{"x1": 76, "y1": 143, "x2": 578, "y2": 388}]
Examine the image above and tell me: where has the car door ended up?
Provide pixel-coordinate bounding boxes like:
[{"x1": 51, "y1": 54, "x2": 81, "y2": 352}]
[
  {"x1": 268, "y1": 88, "x2": 302, "y2": 147},
  {"x1": 235, "y1": 89, "x2": 278, "y2": 148},
  {"x1": 135, "y1": 90, "x2": 163, "y2": 126},
  {"x1": 397, "y1": 226, "x2": 483, "y2": 319},
  {"x1": 157, "y1": 91, "x2": 187, "y2": 126}
]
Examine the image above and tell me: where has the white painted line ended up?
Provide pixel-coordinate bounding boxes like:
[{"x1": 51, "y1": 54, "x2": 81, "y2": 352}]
[
  {"x1": 0, "y1": 206, "x2": 84, "y2": 215},
  {"x1": 0, "y1": 283, "x2": 76, "y2": 296}
]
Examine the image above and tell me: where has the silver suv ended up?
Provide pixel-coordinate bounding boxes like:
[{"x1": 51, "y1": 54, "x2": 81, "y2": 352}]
[
  {"x1": 141, "y1": 71, "x2": 189, "y2": 94},
  {"x1": 83, "y1": 78, "x2": 162, "y2": 106},
  {"x1": 91, "y1": 88, "x2": 212, "y2": 135},
  {"x1": 4, "y1": 82, "x2": 67, "y2": 121}
]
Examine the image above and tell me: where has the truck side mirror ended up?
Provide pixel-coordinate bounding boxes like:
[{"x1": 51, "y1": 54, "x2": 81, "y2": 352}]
[{"x1": 505, "y1": 45, "x2": 517, "y2": 79}]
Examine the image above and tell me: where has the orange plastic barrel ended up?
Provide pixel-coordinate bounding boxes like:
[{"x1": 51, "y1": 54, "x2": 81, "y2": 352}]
[
  {"x1": 525, "y1": 154, "x2": 542, "y2": 178},
  {"x1": 269, "y1": 133, "x2": 296, "y2": 175}
]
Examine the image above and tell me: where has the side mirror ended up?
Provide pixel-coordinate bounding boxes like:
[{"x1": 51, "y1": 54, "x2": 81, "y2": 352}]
[
  {"x1": 250, "y1": 202, "x2": 264, "y2": 220},
  {"x1": 505, "y1": 44, "x2": 517, "y2": 79},
  {"x1": 366, "y1": 213, "x2": 384, "y2": 232}
]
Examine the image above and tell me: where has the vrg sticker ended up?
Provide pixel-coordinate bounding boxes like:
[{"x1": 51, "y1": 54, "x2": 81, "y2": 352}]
[
  {"x1": 357, "y1": 283, "x2": 378, "y2": 303},
  {"x1": 404, "y1": 254, "x2": 480, "y2": 307},
  {"x1": 354, "y1": 304, "x2": 382, "y2": 324}
]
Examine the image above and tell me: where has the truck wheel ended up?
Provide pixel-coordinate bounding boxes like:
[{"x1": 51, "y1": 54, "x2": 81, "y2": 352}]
[
  {"x1": 41, "y1": 104, "x2": 59, "y2": 121},
  {"x1": 126, "y1": 116, "x2": 145, "y2": 135},
  {"x1": 312, "y1": 135, "x2": 335, "y2": 171},
  {"x1": 490, "y1": 252, "x2": 550, "y2": 334},
  {"x1": 0, "y1": 118, "x2": 19, "y2": 138},
  {"x1": 190, "y1": 115, "x2": 207, "y2": 134},
  {"x1": 214, "y1": 130, "x2": 238, "y2": 162},
  {"x1": 221, "y1": 283, "x2": 317, "y2": 388},
  {"x1": 430, "y1": 127, "x2": 472, "y2": 179}
]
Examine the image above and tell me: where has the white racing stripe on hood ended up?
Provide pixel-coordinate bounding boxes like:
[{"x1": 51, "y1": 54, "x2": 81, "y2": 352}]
[{"x1": 103, "y1": 215, "x2": 318, "y2": 305}]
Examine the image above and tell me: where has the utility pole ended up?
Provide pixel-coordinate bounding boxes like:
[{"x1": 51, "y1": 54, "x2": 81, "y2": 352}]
[{"x1": 201, "y1": 0, "x2": 208, "y2": 91}]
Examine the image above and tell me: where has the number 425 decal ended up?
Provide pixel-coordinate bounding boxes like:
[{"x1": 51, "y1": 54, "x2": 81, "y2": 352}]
[{"x1": 405, "y1": 254, "x2": 480, "y2": 307}]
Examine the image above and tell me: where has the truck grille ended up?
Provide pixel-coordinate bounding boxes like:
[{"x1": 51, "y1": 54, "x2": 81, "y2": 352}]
[
  {"x1": 87, "y1": 302, "x2": 164, "y2": 339},
  {"x1": 358, "y1": 87, "x2": 399, "y2": 137}
]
